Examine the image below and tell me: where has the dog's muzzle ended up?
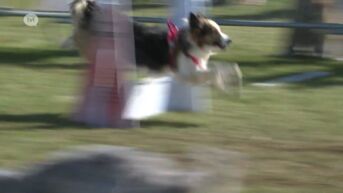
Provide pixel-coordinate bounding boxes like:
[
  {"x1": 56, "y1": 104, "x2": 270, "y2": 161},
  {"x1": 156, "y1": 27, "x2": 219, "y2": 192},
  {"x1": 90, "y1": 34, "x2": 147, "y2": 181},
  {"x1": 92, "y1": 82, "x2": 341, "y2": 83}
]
[{"x1": 217, "y1": 34, "x2": 232, "y2": 50}]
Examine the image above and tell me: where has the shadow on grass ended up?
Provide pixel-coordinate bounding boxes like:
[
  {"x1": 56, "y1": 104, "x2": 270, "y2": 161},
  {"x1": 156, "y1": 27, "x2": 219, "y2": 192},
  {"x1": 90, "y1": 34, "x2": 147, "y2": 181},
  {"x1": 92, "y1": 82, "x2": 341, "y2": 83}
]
[
  {"x1": 141, "y1": 120, "x2": 199, "y2": 128},
  {"x1": 0, "y1": 113, "x2": 199, "y2": 129},
  {"x1": 6, "y1": 62, "x2": 84, "y2": 70},
  {"x1": 237, "y1": 56, "x2": 343, "y2": 88},
  {"x1": 0, "y1": 47, "x2": 83, "y2": 70},
  {"x1": 0, "y1": 113, "x2": 89, "y2": 130}
]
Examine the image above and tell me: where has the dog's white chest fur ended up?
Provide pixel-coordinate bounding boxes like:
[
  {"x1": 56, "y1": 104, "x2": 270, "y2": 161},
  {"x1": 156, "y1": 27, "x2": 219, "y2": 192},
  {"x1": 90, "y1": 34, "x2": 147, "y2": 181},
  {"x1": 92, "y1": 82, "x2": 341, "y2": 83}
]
[{"x1": 176, "y1": 50, "x2": 212, "y2": 84}]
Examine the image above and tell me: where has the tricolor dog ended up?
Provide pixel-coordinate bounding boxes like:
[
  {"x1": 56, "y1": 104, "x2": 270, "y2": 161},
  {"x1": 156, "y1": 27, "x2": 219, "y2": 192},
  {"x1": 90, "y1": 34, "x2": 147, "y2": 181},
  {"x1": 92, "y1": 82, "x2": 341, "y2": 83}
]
[{"x1": 70, "y1": 0, "x2": 232, "y2": 84}]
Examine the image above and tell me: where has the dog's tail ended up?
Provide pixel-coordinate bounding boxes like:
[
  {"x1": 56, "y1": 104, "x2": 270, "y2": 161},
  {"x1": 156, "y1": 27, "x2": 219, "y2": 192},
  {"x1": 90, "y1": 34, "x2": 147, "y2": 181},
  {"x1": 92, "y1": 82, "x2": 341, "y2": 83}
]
[{"x1": 70, "y1": 0, "x2": 96, "y2": 29}]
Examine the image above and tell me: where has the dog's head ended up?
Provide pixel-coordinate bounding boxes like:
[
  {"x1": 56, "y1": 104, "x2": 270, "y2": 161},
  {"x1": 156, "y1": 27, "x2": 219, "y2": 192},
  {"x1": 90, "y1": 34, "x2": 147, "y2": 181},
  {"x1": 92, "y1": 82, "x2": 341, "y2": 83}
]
[{"x1": 188, "y1": 13, "x2": 231, "y2": 52}]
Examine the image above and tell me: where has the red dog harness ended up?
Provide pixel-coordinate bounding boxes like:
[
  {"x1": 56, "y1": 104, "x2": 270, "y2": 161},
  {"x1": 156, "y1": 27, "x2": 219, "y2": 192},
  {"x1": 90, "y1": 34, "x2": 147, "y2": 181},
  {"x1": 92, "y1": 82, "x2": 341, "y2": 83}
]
[{"x1": 167, "y1": 20, "x2": 201, "y2": 69}]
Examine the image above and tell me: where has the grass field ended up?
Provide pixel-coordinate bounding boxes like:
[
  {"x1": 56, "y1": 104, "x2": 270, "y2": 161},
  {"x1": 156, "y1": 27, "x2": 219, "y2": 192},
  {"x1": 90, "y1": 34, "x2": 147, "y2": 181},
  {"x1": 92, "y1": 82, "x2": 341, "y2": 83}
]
[{"x1": 1, "y1": 1, "x2": 343, "y2": 193}]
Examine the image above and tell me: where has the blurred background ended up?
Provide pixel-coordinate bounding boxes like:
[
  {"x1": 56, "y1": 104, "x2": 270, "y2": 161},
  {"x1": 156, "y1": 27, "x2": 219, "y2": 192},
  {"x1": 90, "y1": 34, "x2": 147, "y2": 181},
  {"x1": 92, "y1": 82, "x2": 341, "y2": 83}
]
[{"x1": 0, "y1": 0, "x2": 342, "y2": 193}]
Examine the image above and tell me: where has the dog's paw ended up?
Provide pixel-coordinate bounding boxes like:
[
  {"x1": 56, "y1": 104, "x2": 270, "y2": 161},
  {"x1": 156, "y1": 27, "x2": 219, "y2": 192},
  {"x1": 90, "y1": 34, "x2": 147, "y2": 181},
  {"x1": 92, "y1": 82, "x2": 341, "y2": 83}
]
[{"x1": 212, "y1": 62, "x2": 243, "y2": 96}]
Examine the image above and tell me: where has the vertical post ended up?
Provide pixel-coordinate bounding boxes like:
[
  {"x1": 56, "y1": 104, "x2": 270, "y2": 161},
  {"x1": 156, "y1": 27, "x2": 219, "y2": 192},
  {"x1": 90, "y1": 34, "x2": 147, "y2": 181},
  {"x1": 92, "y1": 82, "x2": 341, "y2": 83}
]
[
  {"x1": 323, "y1": 0, "x2": 343, "y2": 59},
  {"x1": 168, "y1": 0, "x2": 211, "y2": 112},
  {"x1": 72, "y1": 0, "x2": 138, "y2": 128},
  {"x1": 171, "y1": 0, "x2": 208, "y2": 27},
  {"x1": 288, "y1": 0, "x2": 325, "y2": 56}
]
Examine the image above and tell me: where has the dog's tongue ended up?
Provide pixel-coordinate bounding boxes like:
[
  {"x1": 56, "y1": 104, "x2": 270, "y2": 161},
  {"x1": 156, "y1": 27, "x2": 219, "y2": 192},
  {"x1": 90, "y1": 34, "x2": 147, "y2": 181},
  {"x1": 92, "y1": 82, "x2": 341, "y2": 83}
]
[{"x1": 167, "y1": 20, "x2": 179, "y2": 44}]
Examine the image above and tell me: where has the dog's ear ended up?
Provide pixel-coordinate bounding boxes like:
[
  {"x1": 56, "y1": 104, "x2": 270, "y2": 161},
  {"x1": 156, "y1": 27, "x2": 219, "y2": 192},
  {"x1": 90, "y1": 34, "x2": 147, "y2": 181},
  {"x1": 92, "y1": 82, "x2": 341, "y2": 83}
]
[{"x1": 189, "y1": 12, "x2": 202, "y2": 29}]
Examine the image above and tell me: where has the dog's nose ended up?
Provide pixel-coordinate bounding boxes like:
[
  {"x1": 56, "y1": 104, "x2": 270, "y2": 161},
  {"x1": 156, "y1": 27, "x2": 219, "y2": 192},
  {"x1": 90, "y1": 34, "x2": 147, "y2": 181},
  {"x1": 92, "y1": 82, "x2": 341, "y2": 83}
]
[
  {"x1": 218, "y1": 38, "x2": 231, "y2": 49},
  {"x1": 226, "y1": 39, "x2": 232, "y2": 45}
]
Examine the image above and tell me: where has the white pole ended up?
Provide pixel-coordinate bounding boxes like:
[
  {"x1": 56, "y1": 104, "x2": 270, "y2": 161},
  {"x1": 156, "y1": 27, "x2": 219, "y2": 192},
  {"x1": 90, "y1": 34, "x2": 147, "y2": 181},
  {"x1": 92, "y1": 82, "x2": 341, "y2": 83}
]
[
  {"x1": 168, "y1": 0, "x2": 212, "y2": 112},
  {"x1": 171, "y1": 0, "x2": 209, "y2": 27}
]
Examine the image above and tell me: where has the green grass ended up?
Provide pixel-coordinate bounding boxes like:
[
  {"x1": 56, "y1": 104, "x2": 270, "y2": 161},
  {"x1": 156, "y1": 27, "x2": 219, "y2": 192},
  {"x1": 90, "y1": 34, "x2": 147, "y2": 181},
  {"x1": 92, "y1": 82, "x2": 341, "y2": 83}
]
[
  {"x1": 1, "y1": 2, "x2": 343, "y2": 193},
  {"x1": 0, "y1": 0, "x2": 41, "y2": 9}
]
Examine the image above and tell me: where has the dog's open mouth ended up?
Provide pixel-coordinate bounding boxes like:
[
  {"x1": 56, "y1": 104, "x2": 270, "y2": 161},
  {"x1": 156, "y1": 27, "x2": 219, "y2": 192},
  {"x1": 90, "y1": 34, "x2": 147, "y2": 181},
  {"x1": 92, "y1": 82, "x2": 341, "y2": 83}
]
[
  {"x1": 219, "y1": 44, "x2": 227, "y2": 50},
  {"x1": 216, "y1": 42, "x2": 227, "y2": 50}
]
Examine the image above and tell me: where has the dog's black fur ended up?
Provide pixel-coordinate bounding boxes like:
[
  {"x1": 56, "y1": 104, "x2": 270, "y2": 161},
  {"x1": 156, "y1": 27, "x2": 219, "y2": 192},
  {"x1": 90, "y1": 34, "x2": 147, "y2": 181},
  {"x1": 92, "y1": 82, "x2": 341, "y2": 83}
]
[
  {"x1": 133, "y1": 23, "x2": 170, "y2": 72},
  {"x1": 72, "y1": 0, "x2": 192, "y2": 72},
  {"x1": 77, "y1": 2, "x2": 171, "y2": 72}
]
